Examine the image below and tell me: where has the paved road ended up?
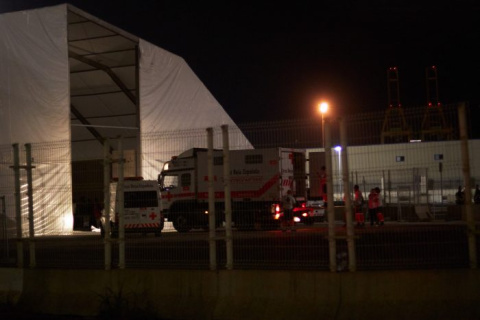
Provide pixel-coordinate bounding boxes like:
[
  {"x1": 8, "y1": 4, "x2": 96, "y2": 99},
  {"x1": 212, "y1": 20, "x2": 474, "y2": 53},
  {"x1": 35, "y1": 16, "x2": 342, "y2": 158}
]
[{"x1": 0, "y1": 221, "x2": 475, "y2": 270}]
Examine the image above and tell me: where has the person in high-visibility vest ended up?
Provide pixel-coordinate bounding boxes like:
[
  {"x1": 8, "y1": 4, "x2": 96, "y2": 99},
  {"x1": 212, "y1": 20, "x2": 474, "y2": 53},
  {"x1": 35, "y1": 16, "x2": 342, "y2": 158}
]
[
  {"x1": 375, "y1": 187, "x2": 384, "y2": 226},
  {"x1": 353, "y1": 185, "x2": 365, "y2": 227},
  {"x1": 368, "y1": 189, "x2": 378, "y2": 226}
]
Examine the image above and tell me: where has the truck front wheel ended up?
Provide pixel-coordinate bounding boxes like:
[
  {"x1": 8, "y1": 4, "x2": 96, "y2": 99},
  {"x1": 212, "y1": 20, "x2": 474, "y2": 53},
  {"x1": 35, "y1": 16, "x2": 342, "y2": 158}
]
[{"x1": 172, "y1": 214, "x2": 192, "y2": 233}]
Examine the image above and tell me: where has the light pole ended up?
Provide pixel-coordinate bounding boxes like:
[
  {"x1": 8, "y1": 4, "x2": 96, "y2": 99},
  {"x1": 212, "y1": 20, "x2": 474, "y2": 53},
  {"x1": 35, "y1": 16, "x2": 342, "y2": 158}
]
[
  {"x1": 319, "y1": 102, "x2": 328, "y2": 148},
  {"x1": 334, "y1": 146, "x2": 342, "y2": 196}
]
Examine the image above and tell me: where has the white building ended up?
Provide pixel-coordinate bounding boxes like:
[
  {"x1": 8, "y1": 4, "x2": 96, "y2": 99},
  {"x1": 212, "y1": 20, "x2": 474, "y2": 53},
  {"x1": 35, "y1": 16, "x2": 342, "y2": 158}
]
[{"x1": 307, "y1": 139, "x2": 480, "y2": 204}]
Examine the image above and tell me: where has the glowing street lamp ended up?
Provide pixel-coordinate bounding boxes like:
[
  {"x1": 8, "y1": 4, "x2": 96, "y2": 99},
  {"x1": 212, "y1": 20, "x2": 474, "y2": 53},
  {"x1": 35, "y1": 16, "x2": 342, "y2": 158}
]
[{"x1": 319, "y1": 102, "x2": 329, "y2": 148}]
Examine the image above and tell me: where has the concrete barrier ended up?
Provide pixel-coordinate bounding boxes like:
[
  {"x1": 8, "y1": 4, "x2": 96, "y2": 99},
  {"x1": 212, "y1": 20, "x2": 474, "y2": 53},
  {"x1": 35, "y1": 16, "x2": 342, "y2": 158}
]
[
  {"x1": 447, "y1": 204, "x2": 480, "y2": 221},
  {"x1": 1, "y1": 268, "x2": 479, "y2": 320},
  {"x1": 0, "y1": 268, "x2": 23, "y2": 305}
]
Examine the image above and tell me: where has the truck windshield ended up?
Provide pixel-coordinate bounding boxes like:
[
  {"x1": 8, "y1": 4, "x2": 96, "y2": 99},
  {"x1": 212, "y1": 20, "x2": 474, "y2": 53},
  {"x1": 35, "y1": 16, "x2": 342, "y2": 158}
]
[{"x1": 160, "y1": 174, "x2": 178, "y2": 191}]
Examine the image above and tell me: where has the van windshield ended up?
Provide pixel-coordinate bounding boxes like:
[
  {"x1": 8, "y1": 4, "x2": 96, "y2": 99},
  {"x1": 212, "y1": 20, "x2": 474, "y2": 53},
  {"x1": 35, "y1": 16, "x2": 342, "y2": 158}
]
[{"x1": 124, "y1": 191, "x2": 158, "y2": 208}]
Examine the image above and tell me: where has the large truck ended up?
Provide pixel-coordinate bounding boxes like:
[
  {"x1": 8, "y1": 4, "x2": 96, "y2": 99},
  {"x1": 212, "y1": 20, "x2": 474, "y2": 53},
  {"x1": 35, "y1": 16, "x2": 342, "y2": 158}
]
[{"x1": 158, "y1": 148, "x2": 307, "y2": 232}]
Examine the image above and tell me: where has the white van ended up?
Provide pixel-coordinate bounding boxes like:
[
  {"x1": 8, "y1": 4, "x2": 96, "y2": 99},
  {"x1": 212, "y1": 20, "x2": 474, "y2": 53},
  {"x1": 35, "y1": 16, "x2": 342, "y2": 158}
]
[{"x1": 101, "y1": 178, "x2": 164, "y2": 237}]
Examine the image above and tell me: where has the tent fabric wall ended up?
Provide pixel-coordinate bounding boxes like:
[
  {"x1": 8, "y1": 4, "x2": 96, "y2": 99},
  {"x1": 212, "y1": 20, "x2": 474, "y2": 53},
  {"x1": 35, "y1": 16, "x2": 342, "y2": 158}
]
[
  {"x1": 0, "y1": 4, "x2": 251, "y2": 234},
  {"x1": 0, "y1": 5, "x2": 73, "y2": 235},
  {"x1": 139, "y1": 40, "x2": 252, "y2": 179},
  {"x1": 0, "y1": 5, "x2": 70, "y2": 144},
  {"x1": 139, "y1": 40, "x2": 237, "y2": 132}
]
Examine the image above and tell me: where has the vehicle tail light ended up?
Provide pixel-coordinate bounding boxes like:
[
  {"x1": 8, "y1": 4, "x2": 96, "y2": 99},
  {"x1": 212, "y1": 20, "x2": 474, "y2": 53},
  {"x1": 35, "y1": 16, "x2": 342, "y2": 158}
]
[{"x1": 271, "y1": 203, "x2": 281, "y2": 214}]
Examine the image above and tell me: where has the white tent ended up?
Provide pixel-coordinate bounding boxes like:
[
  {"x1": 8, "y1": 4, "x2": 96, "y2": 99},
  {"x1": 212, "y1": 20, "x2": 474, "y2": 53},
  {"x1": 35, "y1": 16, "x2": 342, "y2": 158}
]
[{"x1": 0, "y1": 4, "x2": 251, "y2": 235}]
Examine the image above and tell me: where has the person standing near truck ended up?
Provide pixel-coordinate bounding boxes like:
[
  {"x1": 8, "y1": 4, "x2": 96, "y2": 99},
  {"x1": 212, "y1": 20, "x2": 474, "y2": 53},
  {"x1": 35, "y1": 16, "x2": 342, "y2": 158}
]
[
  {"x1": 474, "y1": 185, "x2": 480, "y2": 204},
  {"x1": 92, "y1": 198, "x2": 102, "y2": 229},
  {"x1": 353, "y1": 185, "x2": 365, "y2": 227},
  {"x1": 282, "y1": 189, "x2": 297, "y2": 232},
  {"x1": 455, "y1": 186, "x2": 465, "y2": 205},
  {"x1": 375, "y1": 187, "x2": 384, "y2": 226},
  {"x1": 368, "y1": 188, "x2": 378, "y2": 226},
  {"x1": 318, "y1": 166, "x2": 327, "y2": 206}
]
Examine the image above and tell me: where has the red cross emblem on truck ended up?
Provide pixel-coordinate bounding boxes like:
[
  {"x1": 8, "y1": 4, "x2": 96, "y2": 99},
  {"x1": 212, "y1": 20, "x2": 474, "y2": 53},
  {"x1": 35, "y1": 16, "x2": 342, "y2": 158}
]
[{"x1": 149, "y1": 212, "x2": 157, "y2": 220}]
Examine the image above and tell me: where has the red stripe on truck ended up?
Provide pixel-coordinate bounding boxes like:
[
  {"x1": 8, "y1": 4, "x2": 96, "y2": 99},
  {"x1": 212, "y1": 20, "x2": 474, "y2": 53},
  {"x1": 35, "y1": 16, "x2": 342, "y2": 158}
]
[{"x1": 163, "y1": 173, "x2": 280, "y2": 200}]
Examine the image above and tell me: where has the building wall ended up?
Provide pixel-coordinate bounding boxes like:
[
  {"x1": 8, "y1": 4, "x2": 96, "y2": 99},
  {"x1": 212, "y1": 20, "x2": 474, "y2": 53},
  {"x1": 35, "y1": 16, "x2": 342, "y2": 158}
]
[{"x1": 307, "y1": 139, "x2": 480, "y2": 203}]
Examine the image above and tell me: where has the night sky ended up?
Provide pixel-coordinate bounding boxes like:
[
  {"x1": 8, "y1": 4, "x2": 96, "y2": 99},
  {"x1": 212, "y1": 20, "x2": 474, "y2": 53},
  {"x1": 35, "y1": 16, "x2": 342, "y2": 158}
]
[{"x1": 1, "y1": 1, "x2": 479, "y2": 124}]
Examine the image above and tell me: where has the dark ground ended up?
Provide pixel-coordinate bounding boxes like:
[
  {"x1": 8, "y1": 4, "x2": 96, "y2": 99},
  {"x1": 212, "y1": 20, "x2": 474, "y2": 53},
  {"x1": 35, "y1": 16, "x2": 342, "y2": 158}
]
[{"x1": 0, "y1": 307, "x2": 94, "y2": 319}]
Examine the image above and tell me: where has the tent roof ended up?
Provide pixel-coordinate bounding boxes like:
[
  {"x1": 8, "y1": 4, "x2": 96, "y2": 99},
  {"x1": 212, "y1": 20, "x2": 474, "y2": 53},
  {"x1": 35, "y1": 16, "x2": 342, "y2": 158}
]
[
  {"x1": 67, "y1": 4, "x2": 140, "y2": 145},
  {"x1": 0, "y1": 3, "x2": 250, "y2": 164}
]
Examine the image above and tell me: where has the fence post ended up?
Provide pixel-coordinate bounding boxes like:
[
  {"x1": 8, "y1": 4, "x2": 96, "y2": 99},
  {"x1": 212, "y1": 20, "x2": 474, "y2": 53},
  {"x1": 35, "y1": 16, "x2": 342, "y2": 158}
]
[
  {"x1": 362, "y1": 176, "x2": 366, "y2": 197},
  {"x1": 387, "y1": 170, "x2": 391, "y2": 204},
  {"x1": 458, "y1": 102, "x2": 477, "y2": 269},
  {"x1": 324, "y1": 119, "x2": 336, "y2": 272},
  {"x1": 222, "y1": 124, "x2": 233, "y2": 270},
  {"x1": 12, "y1": 143, "x2": 23, "y2": 268},
  {"x1": 0, "y1": 196, "x2": 7, "y2": 261},
  {"x1": 206, "y1": 128, "x2": 217, "y2": 271},
  {"x1": 118, "y1": 136, "x2": 125, "y2": 269},
  {"x1": 340, "y1": 118, "x2": 356, "y2": 272},
  {"x1": 384, "y1": 172, "x2": 388, "y2": 204},
  {"x1": 103, "y1": 139, "x2": 112, "y2": 270},
  {"x1": 25, "y1": 144, "x2": 36, "y2": 268},
  {"x1": 440, "y1": 162, "x2": 443, "y2": 203}
]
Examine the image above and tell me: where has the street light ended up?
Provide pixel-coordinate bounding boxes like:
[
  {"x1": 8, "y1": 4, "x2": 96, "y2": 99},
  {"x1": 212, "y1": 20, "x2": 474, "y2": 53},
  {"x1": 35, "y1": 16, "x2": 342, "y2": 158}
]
[{"x1": 319, "y1": 102, "x2": 329, "y2": 148}]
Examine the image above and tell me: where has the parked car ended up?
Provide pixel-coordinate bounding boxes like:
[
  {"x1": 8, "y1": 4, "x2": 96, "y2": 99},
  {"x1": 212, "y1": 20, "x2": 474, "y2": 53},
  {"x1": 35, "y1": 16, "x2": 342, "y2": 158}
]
[{"x1": 293, "y1": 199, "x2": 325, "y2": 225}]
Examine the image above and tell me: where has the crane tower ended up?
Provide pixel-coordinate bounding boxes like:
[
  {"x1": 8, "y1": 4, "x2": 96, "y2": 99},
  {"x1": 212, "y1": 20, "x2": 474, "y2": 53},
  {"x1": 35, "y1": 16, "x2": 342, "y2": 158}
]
[
  {"x1": 381, "y1": 67, "x2": 411, "y2": 143},
  {"x1": 421, "y1": 66, "x2": 452, "y2": 141}
]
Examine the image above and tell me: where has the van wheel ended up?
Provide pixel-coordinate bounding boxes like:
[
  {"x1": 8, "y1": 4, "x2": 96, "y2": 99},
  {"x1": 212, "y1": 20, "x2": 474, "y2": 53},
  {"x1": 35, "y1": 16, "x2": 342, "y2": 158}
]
[{"x1": 172, "y1": 214, "x2": 192, "y2": 233}]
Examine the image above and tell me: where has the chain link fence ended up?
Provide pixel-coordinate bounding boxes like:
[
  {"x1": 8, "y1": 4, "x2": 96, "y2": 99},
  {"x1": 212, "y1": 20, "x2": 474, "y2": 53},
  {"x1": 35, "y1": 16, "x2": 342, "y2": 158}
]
[{"x1": 0, "y1": 103, "x2": 479, "y2": 271}]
